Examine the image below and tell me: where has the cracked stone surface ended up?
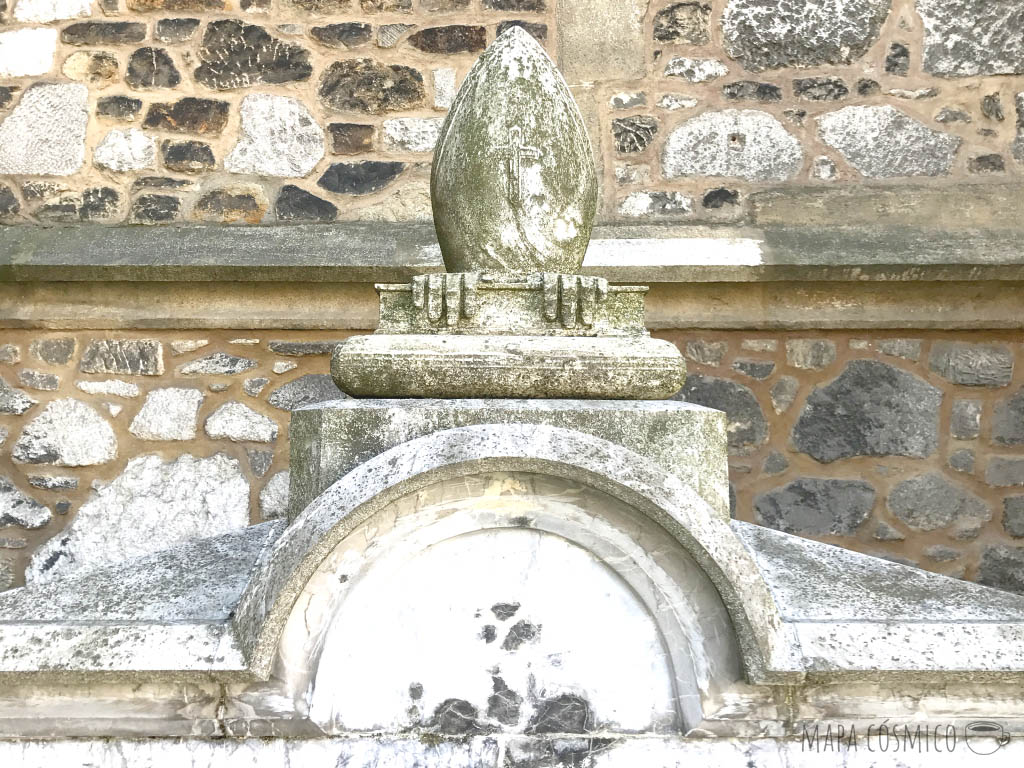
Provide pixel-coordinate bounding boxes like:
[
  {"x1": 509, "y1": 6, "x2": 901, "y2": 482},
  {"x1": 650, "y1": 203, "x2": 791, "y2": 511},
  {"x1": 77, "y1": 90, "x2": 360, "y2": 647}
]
[
  {"x1": 205, "y1": 401, "x2": 279, "y2": 443},
  {"x1": 12, "y1": 398, "x2": 117, "y2": 467},
  {"x1": 129, "y1": 388, "x2": 204, "y2": 441},
  {"x1": 225, "y1": 93, "x2": 325, "y2": 177},
  {"x1": 0, "y1": 83, "x2": 88, "y2": 175},
  {"x1": 0, "y1": 477, "x2": 51, "y2": 530},
  {"x1": 917, "y1": 0, "x2": 1024, "y2": 77},
  {"x1": 26, "y1": 453, "x2": 249, "y2": 584}
]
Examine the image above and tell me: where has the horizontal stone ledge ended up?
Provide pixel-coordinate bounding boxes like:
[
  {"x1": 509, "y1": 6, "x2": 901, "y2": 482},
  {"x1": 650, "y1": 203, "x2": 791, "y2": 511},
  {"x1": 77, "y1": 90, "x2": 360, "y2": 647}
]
[{"x1": 3, "y1": 222, "x2": 1024, "y2": 284}]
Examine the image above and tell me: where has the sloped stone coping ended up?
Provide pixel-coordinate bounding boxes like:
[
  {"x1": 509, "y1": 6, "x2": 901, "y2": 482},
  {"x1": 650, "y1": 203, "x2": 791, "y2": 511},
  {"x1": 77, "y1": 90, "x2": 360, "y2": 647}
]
[{"x1": 232, "y1": 423, "x2": 800, "y2": 685}]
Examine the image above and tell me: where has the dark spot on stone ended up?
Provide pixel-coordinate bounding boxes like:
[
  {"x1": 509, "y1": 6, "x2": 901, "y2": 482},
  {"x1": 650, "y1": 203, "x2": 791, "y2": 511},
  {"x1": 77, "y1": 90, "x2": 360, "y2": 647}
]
[
  {"x1": 97, "y1": 95, "x2": 143, "y2": 121},
  {"x1": 195, "y1": 188, "x2": 266, "y2": 224},
  {"x1": 496, "y1": 20, "x2": 547, "y2": 42},
  {"x1": 969, "y1": 154, "x2": 1005, "y2": 173},
  {"x1": 127, "y1": 0, "x2": 223, "y2": 9},
  {"x1": 481, "y1": 624, "x2": 497, "y2": 643},
  {"x1": 409, "y1": 682, "x2": 423, "y2": 700},
  {"x1": 527, "y1": 694, "x2": 593, "y2": 734},
  {"x1": 29, "y1": 338, "x2": 75, "y2": 366},
  {"x1": 722, "y1": 81, "x2": 782, "y2": 102},
  {"x1": 328, "y1": 123, "x2": 375, "y2": 154},
  {"x1": 131, "y1": 194, "x2": 181, "y2": 223},
  {"x1": 55, "y1": 501, "x2": 71, "y2": 515},
  {"x1": 319, "y1": 59, "x2": 424, "y2": 114},
  {"x1": 311, "y1": 22, "x2": 372, "y2": 48},
  {"x1": 431, "y1": 698, "x2": 483, "y2": 734},
  {"x1": 62, "y1": 22, "x2": 146, "y2": 45},
  {"x1": 246, "y1": 448, "x2": 273, "y2": 477},
  {"x1": 793, "y1": 76, "x2": 848, "y2": 101},
  {"x1": 501, "y1": 619, "x2": 539, "y2": 651},
  {"x1": 487, "y1": 676, "x2": 522, "y2": 726},
  {"x1": 126, "y1": 47, "x2": 181, "y2": 88},
  {"x1": 40, "y1": 548, "x2": 66, "y2": 572},
  {"x1": 979, "y1": 546, "x2": 1024, "y2": 595},
  {"x1": 318, "y1": 161, "x2": 405, "y2": 195},
  {"x1": 0, "y1": 185, "x2": 20, "y2": 218},
  {"x1": 288, "y1": 0, "x2": 350, "y2": 10},
  {"x1": 994, "y1": 387, "x2": 1024, "y2": 446},
  {"x1": 792, "y1": 360, "x2": 941, "y2": 463},
  {"x1": 144, "y1": 97, "x2": 230, "y2": 135},
  {"x1": 1004, "y1": 497, "x2": 1024, "y2": 538},
  {"x1": 195, "y1": 20, "x2": 313, "y2": 89},
  {"x1": 133, "y1": 176, "x2": 193, "y2": 190},
  {"x1": 268, "y1": 341, "x2": 340, "y2": 355},
  {"x1": 161, "y1": 139, "x2": 215, "y2": 173},
  {"x1": 981, "y1": 93, "x2": 1004, "y2": 121},
  {"x1": 483, "y1": 0, "x2": 543, "y2": 8},
  {"x1": 732, "y1": 358, "x2": 775, "y2": 380},
  {"x1": 491, "y1": 602, "x2": 520, "y2": 620},
  {"x1": 360, "y1": 0, "x2": 410, "y2": 9},
  {"x1": 762, "y1": 451, "x2": 789, "y2": 475},
  {"x1": 0, "y1": 87, "x2": 16, "y2": 111},
  {"x1": 755, "y1": 477, "x2": 875, "y2": 535},
  {"x1": 782, "y1": 108, "x2": 806, "y2": 125},
  {"x1": 856, "y1": 78, "x2": 880, "y2": 96},
  {"x1": 408, "y1": 25, "x2": 486, "y2": 54},
  {"x1": 81, "y1": 187, "x2": 121, "y2": 221},
  {"x1": 653, "y1": 2, "x2": 710, "y2": 44},
  {"x1": 702, "y1": 187, "x2": 738, "y2": 208},
  {"x1": 155, "y1": 17, "x2": 200, "y2": 43},
  {"x1": 276, "y1": 185, "x2": 338, "y2": 222},
  {"x1": 678, "y1": 374, "x2": 767, "y2": 454},
  {"x1": 611, "y1": 115, "x2": 658, "y2": 153},
  {"x1": 935, "y1": 107, "x2": 972, "y2": 124},
  {"x1": 884, "y1": 42, "x2": 910, "y2": 76},
  {"x1": 267, "y1": 374, "x2": 345, "y2": 410}
]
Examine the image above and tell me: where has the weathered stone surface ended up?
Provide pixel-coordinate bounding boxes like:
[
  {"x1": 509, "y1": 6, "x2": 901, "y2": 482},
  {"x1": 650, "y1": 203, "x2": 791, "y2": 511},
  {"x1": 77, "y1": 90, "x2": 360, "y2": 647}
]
[
  {"x1": 969, "y1": 154, "x2": 1005, "y2": 174},
  {"x1": 129, "y1": 387, "x2": 204, "y2": 440},
  {"x1": 130, "y1": 194, "x2": 180, "y2": 223},
  {"x1": 935, "y1": 106, "x2": 971, "y2": 123},
  {"x1": 409, "y1": 25, "x2": 486, "y2": 54},
  {"x1": 877, "y1": 338, "x2": 921, "y2": 361},
  {"x1": 143, "y1": 97, "x2": 229, "y2": 135},
  {"x1": 243, "y1": 377, "x2": 269, "y2": 396},
  {"x1": 311, "y1": 22, "x2": 371, "y2": 48},
  {"x1": 885, "y1": 42, "x2": 910, "y2": 75},
  {"x1": 226, "y1": 94, "x2": 324, "y2": 177},
  {"x1": 722, "y1": 81, "x2": 781, "y2": 103},
  {"x1": 949, "y1": 448, "x2": 975, "y2": 473},
  {"x1": 684, "y1": 340, "x2": 726, "y2": 365},
  {"x1": 62, "y1": 51, "x2": 119, "y2": 86},
  {"x1": 786, "y1": 339, "x2": 835, "y2": 370},
  {"x1": 0, "y1": 477, "x2": 51, "y2": 529},
  {"x1": 703, "y1": 188, "x2": 739, "y2": 208},
  {"x1": 722, "y1": 0, "x2": 890, "y2": 71},
  {"x1": 276, "y1": 184, "x2": 337, "y2": 221},
  {"x1": 929, "y1": 341, "x2": 1013, "y2": 387},
  {"x1": 267, "y1": 341, "x2": 339, "y2": 355},
  {"x1": 432, "y1": 28, "x2": 597, "y2": 274},
  {"x1": 14, "y1": 0, "x2": 90, "y2": 21},
  {"x1": 609, "y1": 92, "x2": 645, "y2": 110},
  {"x1": 988, "y1": 457, "x2": 1024, "y2": 487},
  {"x1": 483, "y1": 0, "x2": 542, "y2": 8},
  {"x1": 259, "y1": 470, "x2": 289, "y2": 519},
  {"x1": 677, "y1": 374, "x2": 766, "y2": 454},
  {"x1": 268, "y1": 373, "x2": 344, "y2": 410},
  {"x1": 97, "y1": 95, "x2": 143, "y2": 121},
  {"x1": 127, "y1": 0, "x2": 223, "y2": 9},
  {"x1": 496, "y1": 20, "x2": 547, "y2": 43},
  {"x1": 18, "y1": 370, "x2": 60, "y2": 391},
  {"x1": 319, "y1": 59, "x2": 424, "y2": 114},
  {"x1": 0, "y1": 377, "x2": 37, "y2": 415},
  {"x1": 381, "y1": 117, "x2": 443, "y2": 153},
  {"x1": 762, "y1": 451, "x2": 788, "y2": 475},
  {"x1": 663, "y1": 56, "x2": 728, "y2": 82},
  {"x1": 247, "y1": 448, "x2": 273, "y2": 477},
  {"x1": 360, "y1": 0, "x2": 410, "y2": 9},
  {"x1": 30, "y1": 338, "x2": 76, "y2": 366},
  {"x1": 888, "y1": 472, "x2": 991, "y2": 536},
  {"x1": 612, "y1": 116, "x2": 658, "y2": 153},
  {"x1": 951, "y1": 399, "x2": 981, "y2": 440},
  {"x1": 0, "y1": 185, "x2": 19, "y2": 218},
  {"x1": 0, "y1": 84, "x2": 88, "y2": 176},
  {"x1": 979, "y1": 546, "x2": 1024, "y2": 594},
  {"x1": 161, "y1": 139, "x2": 215, "y2": 173},
  {"x1": 328, "y1": 122, "x2": 374, "y2": 154},
  {"x1": 658, "y1": 94, "x2": 698, "y2": 111},
  {"x1": 982, "y1": 93, "x2": 1005, "y2": 122},
  {"x1": 178, "y1": 352, "x2": 256, "y2": 376},
  {"x1": 12, "y1": 399, "x2": 116, "y2": 466},
  {"x1": 794, "y1": 77, "x2": 848, "y2": 101},
  {"x1": 205, "y1": 401, "x2": 278, "y2": 442},
  {"x1": 318, "y1": 161, "x2": 405, "y2": 195},
  {"x1": 663, "y1": 109, "x2": 802, "y2": 181},
  {"x1": 755, "y1": 478, "x2": 875, "y2": 535},
  {"x1": 80, "y1": 339, "x2": 163, "y2": 375},
  {"x1": 196, "y1": 186, "x2": 268, "y2": 223},
  {"x1": 125, "y1": 47, "x2": 180, "y2": 89},
  {"x1": 917, "y1": 0, "x2": 1024, "y2": 77},
  {"x1": 26, "y1": 453, "x2": 248, "y2": 584},
  {"x1": 817, "y1": 106, "x2": 961, "y2": 178},
  {"x1": 617, "y1": 190, "x2": 692, "y2": 217},
  {"x1": 733, "y1": 359, "x2": 775, "y2": 380},
  {"x1": 1005, "y1": 497, "x2": 1024, "y2": 537},
  {"x1": 793, "y1": 360, "x2": 941, "y2": 463},
  {"x1": 0, "y1": 346, "x2": 18, "y2": 365},
  {"x1": 653, "y1": 2, "x2": 710, "y2": 43},
  {"x1": 1015, "y1": 93, "x2": 1024, "y2": 164},
  {"x1": 75, "y1": 379, "x2": 139, "y2": 397},
  {"x1": 155, "y1": 17, "x2": 200, "y2": 43},
  {"x1": 93, "y1": 128, "x2": 156, "y2": 171},
  {"x1": 61, "y1": 21, "x2": 146, "y2": 45},
  {"x1": 377, "y1": 23, "x2": 413, "y2": 48},
  {"x1": 994, "y1": 387, "x2": 1024, "y2": 445},
  {"x1": 432, "y1": 67, "x2": 456, "y2": 109},
  {"x1": 195, "y1": 20, "x2": 312, "y2": 89},
  {"x1": 27, "y1": 474, "x2": 78, "y2": 491}
]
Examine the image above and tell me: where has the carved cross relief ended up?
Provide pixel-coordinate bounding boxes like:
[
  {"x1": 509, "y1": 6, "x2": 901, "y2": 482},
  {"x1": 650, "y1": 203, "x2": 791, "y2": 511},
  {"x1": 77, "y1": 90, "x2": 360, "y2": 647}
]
[{"x1": 501, "y1": 126, "x2": 542, "y2": 206}]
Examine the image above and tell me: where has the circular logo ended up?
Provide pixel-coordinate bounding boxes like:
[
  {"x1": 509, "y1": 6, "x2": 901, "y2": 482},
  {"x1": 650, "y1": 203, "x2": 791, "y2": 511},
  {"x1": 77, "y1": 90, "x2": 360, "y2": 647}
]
[{"x1": 966, "y1": 721, "x2": 1010, "y2": 755}]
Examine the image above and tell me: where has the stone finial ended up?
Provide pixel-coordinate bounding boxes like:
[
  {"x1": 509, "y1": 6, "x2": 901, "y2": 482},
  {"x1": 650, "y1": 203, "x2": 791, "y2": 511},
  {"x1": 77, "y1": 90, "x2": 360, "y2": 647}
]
[{"x1": 430, "y1": 26, "x2": 598, "y2": 275}]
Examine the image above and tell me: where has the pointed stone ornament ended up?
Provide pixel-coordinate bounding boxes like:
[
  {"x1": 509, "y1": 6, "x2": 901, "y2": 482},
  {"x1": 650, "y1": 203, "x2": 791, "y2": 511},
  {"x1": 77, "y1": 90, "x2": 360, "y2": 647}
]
[{"x1": 431, "y1": 26, "x2": 598, "y2": 274}]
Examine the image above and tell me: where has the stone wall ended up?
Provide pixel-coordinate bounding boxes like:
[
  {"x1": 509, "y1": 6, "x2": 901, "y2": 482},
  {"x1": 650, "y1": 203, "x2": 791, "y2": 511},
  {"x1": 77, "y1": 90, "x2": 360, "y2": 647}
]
[
  {"x1": 0, "y1": 0, "x2": 1021, "y2": 224},
  {"x1": 2, "y1": 328, "x2": 1023, "y2": 594}
]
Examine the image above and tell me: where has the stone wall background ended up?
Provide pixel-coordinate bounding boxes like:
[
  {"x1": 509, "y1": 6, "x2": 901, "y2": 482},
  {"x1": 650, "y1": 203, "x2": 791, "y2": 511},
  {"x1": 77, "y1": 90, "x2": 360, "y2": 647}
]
[
  {"x1": 2, "y1": 329, "x2": 1024, "y2": 594},
  {"x1": 0, "y1": 0, "x2": 1021, "y2": 223}
]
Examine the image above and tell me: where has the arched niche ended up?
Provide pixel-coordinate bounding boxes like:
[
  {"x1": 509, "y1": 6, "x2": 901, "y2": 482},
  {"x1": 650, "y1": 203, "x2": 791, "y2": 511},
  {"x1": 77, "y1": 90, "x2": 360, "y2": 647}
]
[{"x1": 273, "y1": 471, "x2": 743, "y2": 734}]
